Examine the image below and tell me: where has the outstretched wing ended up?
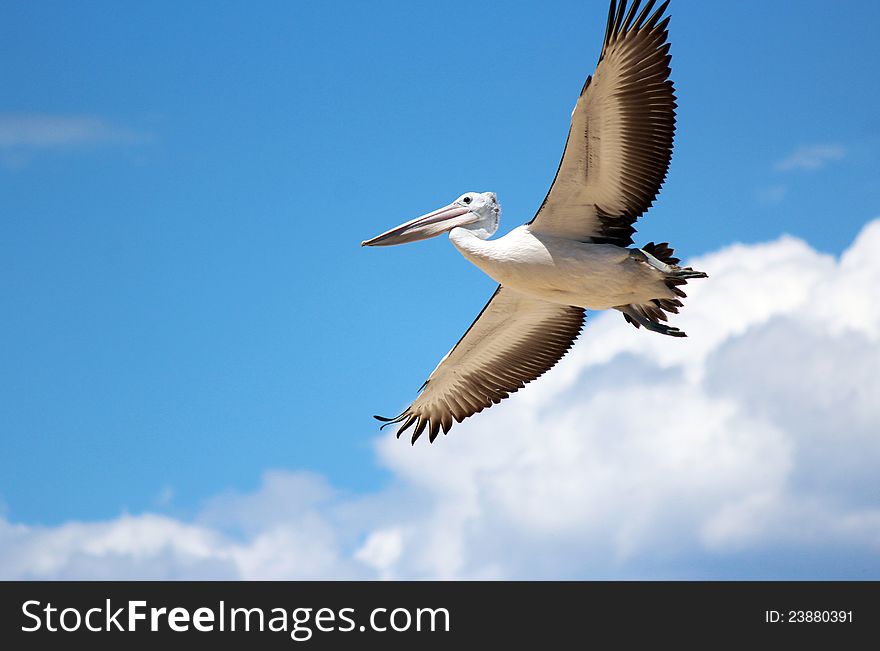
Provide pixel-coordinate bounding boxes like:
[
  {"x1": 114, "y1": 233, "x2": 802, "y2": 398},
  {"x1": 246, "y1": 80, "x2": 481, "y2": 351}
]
[
  {"x1": 377, "y1": 286, "x2": 585, "y2": 443},
  {"x1": 529, "y1": 0, "x2": 676, "y2": 246}
]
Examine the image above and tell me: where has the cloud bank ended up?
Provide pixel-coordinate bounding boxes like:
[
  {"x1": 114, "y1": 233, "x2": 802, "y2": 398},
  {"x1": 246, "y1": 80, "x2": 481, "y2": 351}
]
[{"x1": 3, "y1": 220, "x2": 880, "y2": 579}]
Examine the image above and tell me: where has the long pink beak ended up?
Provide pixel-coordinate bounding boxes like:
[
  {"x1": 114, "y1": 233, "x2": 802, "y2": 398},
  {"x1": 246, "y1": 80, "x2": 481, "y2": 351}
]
[{"x1": 361, "y1": 203, "x2": 473, "y2": 247}]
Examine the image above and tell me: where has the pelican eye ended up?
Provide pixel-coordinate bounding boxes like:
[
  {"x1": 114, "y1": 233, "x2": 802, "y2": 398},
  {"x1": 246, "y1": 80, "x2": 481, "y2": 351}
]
[{"x1": 463, "y1": 196, "x2": 472, "y2": 204}]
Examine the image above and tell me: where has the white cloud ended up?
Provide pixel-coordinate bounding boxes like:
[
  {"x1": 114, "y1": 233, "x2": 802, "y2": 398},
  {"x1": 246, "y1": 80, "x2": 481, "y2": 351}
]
[
  {"x1": 0, "y1": 114, "x2": 147, "y2": 149},
  {"x1": 355, "y1": 528, "x2": 405, "y2": 580},
  {"x1": 775, "y1": 144, "x2": 846, "y2": 172},
  {"x1": 0, "y1": 515, "x2": 234, "y2": 580},
  {"x1": 3, "y1": 220, "x2": 880, "y2": 579}
]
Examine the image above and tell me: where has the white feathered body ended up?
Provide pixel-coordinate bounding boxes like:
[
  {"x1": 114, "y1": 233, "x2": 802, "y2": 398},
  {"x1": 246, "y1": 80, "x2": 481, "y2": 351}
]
[{"x1": 450, "y1": 225, "x2": 673, "y2": 310}]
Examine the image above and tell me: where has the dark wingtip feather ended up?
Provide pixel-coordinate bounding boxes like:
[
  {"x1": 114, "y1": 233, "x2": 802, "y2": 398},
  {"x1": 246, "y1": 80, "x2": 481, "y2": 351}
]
[
  {"x1": 376, "y1": 411, "x2": 410, "y2": 431},
  {"x1": 409, "y1": 417, "x2": 428, "y2": 444},
  {"x1": 633, "y1": 0, "x2": 658, "y2": 29},
  {"x1": 654, "y1": 15, "x2": 671, "y2": 34},
  {"x1": 394, "y1": 414, "x2": 417, "y2": 438},
  {"x1": 622, "y1": 0, "x2": 642, "y2": 33},
  {"x1": 644, "y1": 0, "x2": 670, "y2": 30},
  {"x1": 611, "y1": 0, "x2": 628, "y2": 41}
]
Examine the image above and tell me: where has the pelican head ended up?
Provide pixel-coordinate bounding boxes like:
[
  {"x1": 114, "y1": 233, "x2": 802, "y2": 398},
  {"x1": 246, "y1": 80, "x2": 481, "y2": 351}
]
[{"x1": 361, "y1": 192, "x2": 500, "y2": 247}]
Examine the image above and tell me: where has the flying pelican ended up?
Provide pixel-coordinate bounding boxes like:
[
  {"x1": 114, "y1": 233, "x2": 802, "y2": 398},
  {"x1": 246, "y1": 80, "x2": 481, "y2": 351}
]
[{"x1": 362, "y1": 0, "x2": 706, "y2": 443}]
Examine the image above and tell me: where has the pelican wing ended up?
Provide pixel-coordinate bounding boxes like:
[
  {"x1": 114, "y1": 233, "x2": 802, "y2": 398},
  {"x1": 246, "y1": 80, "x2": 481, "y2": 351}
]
[
  {"x1": 377, "y1": 286, "x2": 585, "y2": 443},
  {"x1": 528, "y1": 0, "x2": 676, "y2": 246}
]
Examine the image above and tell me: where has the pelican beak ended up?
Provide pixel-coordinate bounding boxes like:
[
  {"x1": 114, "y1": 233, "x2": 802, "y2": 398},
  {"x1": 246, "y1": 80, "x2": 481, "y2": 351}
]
[{"x1": 361, "y1": 203, "x2": 474, "y2": 247}]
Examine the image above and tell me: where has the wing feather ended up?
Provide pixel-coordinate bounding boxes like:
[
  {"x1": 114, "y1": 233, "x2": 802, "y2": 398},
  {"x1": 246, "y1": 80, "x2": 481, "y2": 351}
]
[
  {"x1": 377, "y1": 286, "x2": 585, "y2": 443},
  {"x1": 529, "y1": 0, "x2": 676, "y2": 246}
]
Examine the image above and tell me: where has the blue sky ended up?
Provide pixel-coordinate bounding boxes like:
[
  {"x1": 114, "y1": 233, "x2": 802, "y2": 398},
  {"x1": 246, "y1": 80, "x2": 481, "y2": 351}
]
[{"x1": 2, "y1": 1, "x2": 880, "y2": 579}]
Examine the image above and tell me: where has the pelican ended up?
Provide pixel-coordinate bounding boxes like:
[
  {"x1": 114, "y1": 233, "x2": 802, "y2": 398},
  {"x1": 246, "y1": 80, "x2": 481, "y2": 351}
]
[{"x1": 362, "y1": 0, "x2": 706, "y2": 443}]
